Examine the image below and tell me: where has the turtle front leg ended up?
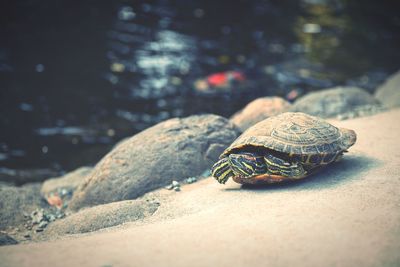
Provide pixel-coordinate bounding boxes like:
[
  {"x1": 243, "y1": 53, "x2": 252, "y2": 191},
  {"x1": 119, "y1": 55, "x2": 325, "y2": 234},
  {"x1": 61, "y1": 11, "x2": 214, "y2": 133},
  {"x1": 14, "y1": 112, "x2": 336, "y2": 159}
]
[
  {"x1": 264, "y1": 154, "x2": 306, "y2": 178},
  {"x1": 211, "y1": 157, "x2": 234, "y2": 184}
]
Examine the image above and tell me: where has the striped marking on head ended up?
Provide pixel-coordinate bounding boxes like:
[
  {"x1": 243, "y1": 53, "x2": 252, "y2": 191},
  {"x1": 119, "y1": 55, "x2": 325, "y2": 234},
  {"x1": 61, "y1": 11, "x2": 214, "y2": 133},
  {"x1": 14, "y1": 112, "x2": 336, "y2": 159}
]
[
  {"x1": 228, "y1": 153, "x2": 267, "y2": 178},
  {"x1": 264, "y1": 154, "x2": 305, "y2": 177},
  {"x1": 211, "y1": 157, "x2": 234, "y2": 184}
]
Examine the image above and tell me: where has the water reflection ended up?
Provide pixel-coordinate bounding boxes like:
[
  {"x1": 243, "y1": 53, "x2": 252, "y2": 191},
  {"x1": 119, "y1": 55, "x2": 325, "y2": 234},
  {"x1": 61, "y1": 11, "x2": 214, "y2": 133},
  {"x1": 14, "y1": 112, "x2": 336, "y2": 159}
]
[
  {"x1": 105, "y1": 3, "x2": 197, "y2": 100},
  {"x1": 295, "y1": 0, "x2": 351, "y2": 74}
]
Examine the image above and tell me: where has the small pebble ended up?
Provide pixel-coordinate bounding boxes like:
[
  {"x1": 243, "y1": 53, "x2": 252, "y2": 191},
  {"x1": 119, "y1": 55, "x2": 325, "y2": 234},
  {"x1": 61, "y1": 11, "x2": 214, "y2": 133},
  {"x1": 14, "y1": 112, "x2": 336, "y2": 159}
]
[
  {"x1": 174, "y1": 187, "x2": 181, "y2": 192},
  {"x1": 35, "y1": 228, "x2": 43, "y2": 233},
  {"x1": 23, "y1": 233, "x2": 31, "y2": 239},
  {"x1": 30, "y1": 209, "x2": 44, "y2": 224},
  {"x1": 186, "y1": 177, "x2": 197, "y2": 184},
  {"x1": 38, "y1": 221, "x2": 48, "y2": 229},
  {"x1": 165, "y1": 184, "x2": 174, "y2": 190},
  {"x1": 172, "y1": 180, "x2": 180, "y2": 187},
  {"x1": 46, "y1": 214, "x2": 56, "y2": 222},
  {"x1": 60, "y1": 188, "x2": 69, "y2": 196}
]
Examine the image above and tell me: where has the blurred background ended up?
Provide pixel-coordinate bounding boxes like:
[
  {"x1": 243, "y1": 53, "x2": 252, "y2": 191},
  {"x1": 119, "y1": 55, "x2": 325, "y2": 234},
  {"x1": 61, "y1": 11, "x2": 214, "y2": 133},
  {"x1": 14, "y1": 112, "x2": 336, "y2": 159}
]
[{"x1": 1, "y1": 0, "x2": 399, "y2": 184}]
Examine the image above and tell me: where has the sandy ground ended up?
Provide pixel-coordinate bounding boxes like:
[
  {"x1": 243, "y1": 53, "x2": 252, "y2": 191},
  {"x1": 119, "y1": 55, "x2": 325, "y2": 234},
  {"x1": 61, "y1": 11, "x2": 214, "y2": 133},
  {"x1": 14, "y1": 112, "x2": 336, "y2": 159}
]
[{"x1": 1, "y1": 109, "x2": 400, "y2": 267}]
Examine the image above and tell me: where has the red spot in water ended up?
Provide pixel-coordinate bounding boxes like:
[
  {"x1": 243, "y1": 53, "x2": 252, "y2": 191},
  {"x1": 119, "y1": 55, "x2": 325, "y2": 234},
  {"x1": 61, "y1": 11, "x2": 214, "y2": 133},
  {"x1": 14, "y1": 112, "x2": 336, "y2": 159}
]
[
  {"x1": 206, "y1": 71, "x2": 246, "y2": 87},
  {"x1": 207, "y1": 72, "x2": 227, "y2": 86}
]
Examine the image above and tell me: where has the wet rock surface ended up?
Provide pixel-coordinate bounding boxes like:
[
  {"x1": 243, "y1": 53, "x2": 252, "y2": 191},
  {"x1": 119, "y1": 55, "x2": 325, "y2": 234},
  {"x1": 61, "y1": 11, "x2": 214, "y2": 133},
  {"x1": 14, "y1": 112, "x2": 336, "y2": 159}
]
[
  {"x1": 289, "y1": 86, "x2": 380, "y2": 118},
  {"x1": 230, "y1": 97, "x2": 291, "y2": 131},
  {"x1": 375, "y1": 70, "x2": 400, "y2": 108},
  {"x1": 68, "y1": 114, "x2": 239, "y2": 211}
]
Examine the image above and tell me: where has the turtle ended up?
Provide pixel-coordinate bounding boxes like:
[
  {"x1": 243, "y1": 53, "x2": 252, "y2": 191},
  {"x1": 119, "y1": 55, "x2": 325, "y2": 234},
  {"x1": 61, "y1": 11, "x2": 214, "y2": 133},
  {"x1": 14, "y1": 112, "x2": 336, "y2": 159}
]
[{"x1": 211, "y1": 112, "x2": 357, "y2": 185}]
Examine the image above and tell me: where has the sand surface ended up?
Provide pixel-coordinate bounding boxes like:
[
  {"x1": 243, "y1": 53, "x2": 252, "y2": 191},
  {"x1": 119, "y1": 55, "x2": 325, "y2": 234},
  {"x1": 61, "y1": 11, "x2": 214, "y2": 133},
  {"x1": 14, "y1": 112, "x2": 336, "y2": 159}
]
[{"x1": 1, "y1": 110, "x2": 400, "y2": 267}]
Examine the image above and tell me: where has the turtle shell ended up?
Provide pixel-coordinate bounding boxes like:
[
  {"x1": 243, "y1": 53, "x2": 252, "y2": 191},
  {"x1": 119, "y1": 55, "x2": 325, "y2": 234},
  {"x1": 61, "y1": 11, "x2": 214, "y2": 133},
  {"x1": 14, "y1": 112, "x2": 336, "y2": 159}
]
[{"x1": 222, "y1": 112, "x2": 356, "y2": 158}]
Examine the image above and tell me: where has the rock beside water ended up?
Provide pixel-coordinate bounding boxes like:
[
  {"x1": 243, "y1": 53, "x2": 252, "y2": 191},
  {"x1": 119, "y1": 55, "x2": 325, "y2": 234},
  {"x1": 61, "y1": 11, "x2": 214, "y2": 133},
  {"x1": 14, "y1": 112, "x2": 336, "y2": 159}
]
[
  {"x1": 230, "y1": 97, "x2": 291, "y2": 131},
  {"x1": 374, "y1": 70, "x2": 400, "y2": 108},
  {"x1": 68, "y1": 114, "x2": 239, "y2": 211},
  {"x1": 289, "y1": 86, "x2": 380, "y2": 118}
]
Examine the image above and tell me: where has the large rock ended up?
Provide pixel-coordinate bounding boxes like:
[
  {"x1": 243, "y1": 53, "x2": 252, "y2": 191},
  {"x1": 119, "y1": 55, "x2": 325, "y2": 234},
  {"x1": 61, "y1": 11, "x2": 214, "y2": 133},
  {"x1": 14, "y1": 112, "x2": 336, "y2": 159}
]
[
  {"x1": 374, "y1": 70, "x2": 400, "y2": 108},
  {"x1": 40, "y1": 167, "x2": 92, "y2": 197},
  {"x1": 0, "y1": 184, "x2": 43, "y2": 230},
  {"x1": 289, "y1": 86, "x2": 380, "y2": 118},
  {"x1": 44, "y1": 197, "x2": 160, "y2": 237},
  {"x1": 230, "y1": 97, "x2": 291, "y2": 131},
  {"x1": 68, "y1": 115, "x2": 239, "y2": 210}
]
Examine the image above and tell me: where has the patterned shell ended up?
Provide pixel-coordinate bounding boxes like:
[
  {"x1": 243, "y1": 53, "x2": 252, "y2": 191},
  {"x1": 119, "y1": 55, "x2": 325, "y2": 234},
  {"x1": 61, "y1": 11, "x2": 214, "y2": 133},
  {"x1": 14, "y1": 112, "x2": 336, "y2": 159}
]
[{"x1": 222, "y1": 112, "x2": 356, "y2": 157}]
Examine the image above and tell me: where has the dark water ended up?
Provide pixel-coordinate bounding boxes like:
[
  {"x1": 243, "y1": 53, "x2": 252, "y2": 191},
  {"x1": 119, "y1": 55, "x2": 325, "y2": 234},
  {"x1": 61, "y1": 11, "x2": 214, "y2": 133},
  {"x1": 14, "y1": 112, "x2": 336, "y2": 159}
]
[{"x1": 1, "y1": 0, "x2": 399, "y2": 183}]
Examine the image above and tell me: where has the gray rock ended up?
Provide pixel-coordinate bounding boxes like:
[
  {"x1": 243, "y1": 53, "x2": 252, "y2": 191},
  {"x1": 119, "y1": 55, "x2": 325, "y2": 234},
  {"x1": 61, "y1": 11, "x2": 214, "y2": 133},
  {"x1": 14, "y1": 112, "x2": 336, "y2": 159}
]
[
  {"x1": 375, "y1": 70, "x2": 400, "y2": 108},
  {"x1": 40, "y1": 166, "x2": 93, "y2": 197},
  {"x1": 69, "y1": 115, "x2": 239, "y2": 210},
  {"x1": 230, "y1": 97, "x2": 291, "y2": 131},
  {"x1": 0, "y1": 232, "x2": 18, "y2": 246},
  {"x1": 289, "y1": 86, "x2": 380, "y2": 118},
  {"x1": 44, "y1": 198, "x2": 159, "y2": 236},
  {"x1": 0, "y1": 183, "x2": 44, "y2": 230}
]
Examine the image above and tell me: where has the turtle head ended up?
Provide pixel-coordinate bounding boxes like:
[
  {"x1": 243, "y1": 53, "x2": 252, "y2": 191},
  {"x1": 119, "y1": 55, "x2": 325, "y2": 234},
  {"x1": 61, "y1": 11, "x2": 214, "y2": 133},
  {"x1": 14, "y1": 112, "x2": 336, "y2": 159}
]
[
  {"x1": 211, "y1": 157, "x2": 234, "y2": 184},
  {"x1": 228, "y1": 152, "x2": 267, "y2": 178}
]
